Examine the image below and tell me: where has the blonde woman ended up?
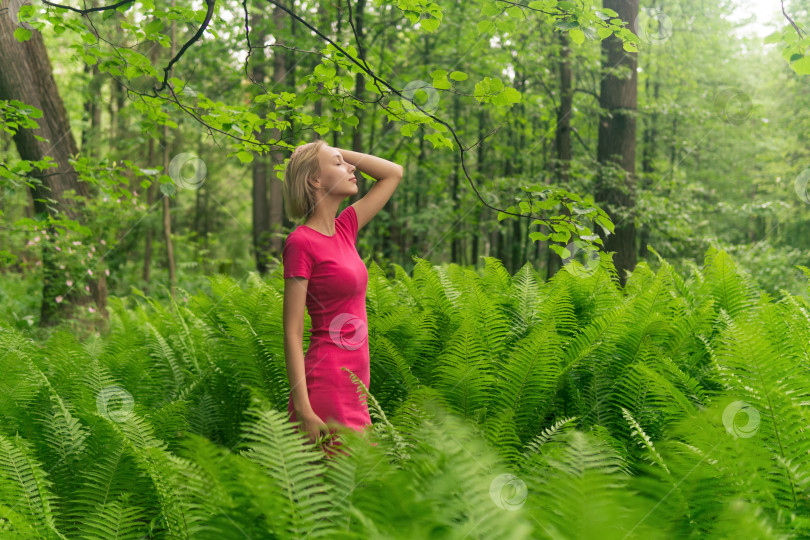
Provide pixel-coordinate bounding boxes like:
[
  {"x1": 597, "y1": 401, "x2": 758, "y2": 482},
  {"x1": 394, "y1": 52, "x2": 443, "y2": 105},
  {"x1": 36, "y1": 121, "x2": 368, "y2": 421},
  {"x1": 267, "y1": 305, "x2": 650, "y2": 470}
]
[{"x1": 281, "y1": 140, "x2": 403, "y2": 455}]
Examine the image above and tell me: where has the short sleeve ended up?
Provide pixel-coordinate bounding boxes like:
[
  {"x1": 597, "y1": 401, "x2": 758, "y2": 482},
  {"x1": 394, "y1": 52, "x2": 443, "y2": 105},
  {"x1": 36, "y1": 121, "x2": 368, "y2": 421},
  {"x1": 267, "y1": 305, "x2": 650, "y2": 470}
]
[
  {"x1": 282, "y1": 233, "x2": 315, "y2": 279},
  {"x1": 338, "y1": 204, "x2": 358, "y2": 244}
]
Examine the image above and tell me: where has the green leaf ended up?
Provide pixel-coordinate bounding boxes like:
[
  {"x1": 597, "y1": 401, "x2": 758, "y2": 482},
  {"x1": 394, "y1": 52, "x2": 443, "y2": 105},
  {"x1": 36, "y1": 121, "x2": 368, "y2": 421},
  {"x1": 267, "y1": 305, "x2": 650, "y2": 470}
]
[
  {"x1": 449, "y1": 71, "x2": 468, "y2": 81},
  {"x1": 400, "y1": 123, "x2": 418, "y2": 136},
  {"x1": 236, "y1": 151, "x2": 254, "y2": 164},
  {"x1": 477, "y1": 20, "x2": 495, "y2": 34},
  {"x1": 421, "y1": 17, "x2": 440, "y2": 32},
  {"x1": 14, "y1": 28, "x2": 32, "y2": 42},
  {"x1": 481, "y1": 2, "x2": 501, "y2": 16},
  {"x1": 597, "y1": 26, "x2": 613, "y2": 39},
  {"x1": 571, "y1": 205, "x2": 596, "y2": 215},
  {"x1": 569, "y1": 28, "x2": 585, "y2": 45},
  {"x1": 790, "y1": 55, "x2": 810, "y2": 75},
  {"x1": 314, "y1": 63, "x2": 336, "y2": 79},
  {"x1": 763, "y1": 30, "x2": 782, "y2": 44},
  {"x1": 595, "y1": 215, "x2": 614, "y2": 234},
  {"x1": 551, "y1": 231, "x2": 571, "y2": 243},
  {"x1": 145, "y1": 20, "x2": 163, "y2": 34},
  {"x1": 555, "y1": 20, "x2": 579, "y2": 30},
  {"x1": 432, "y1": 77, "x2": 451, "y2": 90},
  {"x1": 493, "y1": 86, "x2": 521, "y2": 106}
]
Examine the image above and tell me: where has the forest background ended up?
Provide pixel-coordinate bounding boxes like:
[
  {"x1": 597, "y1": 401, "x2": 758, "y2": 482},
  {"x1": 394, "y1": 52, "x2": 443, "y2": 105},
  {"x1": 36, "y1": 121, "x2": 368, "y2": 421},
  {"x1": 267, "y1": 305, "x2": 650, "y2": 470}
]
[{"x1": 1, "y1": 0, "x2": 809, "y2": 329}]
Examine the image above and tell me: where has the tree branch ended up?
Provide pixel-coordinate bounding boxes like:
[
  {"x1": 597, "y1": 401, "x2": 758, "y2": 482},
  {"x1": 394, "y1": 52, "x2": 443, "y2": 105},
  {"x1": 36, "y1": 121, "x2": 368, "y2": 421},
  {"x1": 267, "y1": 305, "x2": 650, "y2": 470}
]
[
  {"x1": 40, "y1": 0, "x2": 134, "y2": 15},
  {"x1": 781, "y1": 0, "x2": 806, "y2": 38},
  {"x1": 41, "y1": 0, "x2": 216, "y2": 94},
  {"x1": 154, "y1": 0, "x2": 216, "y2": 93}
]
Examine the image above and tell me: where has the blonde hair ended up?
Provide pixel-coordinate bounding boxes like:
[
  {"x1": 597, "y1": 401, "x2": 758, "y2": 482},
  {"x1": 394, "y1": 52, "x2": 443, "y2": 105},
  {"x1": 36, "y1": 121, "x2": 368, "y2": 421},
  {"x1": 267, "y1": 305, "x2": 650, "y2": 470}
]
[{"x1": 282, "y1": 140, "x2": 327, "y2": 221}]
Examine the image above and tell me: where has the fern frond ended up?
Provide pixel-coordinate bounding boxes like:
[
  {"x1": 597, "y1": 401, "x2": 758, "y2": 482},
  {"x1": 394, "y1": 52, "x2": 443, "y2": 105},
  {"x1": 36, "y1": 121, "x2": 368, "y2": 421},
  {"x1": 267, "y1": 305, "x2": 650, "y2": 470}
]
[
  {"x1": 491, "y1": 323, "x2": 563, "y2": 438},
  {"x1": 433, "y1": 316, "x2": 496, "y2": 420},
  {"x1": 698, "y1": 247, "x2": 757, "y2": 319},
  {"x1": 0, "y1": 434, "x2": 65, "y2": 538},
  {"x1": 73, "y1": 494, "x2": 149, "y2": 540},
  {"x1": 237, "y1": 405, "x2": 335, "y2": 538},
  {"x1": 521, "y1": 415, "x2": 578, "y2": 463},
  {"x1": 504, "y1": 261, "x2": 543, "y2": 341},
  {"x1": 621, "y1": 407, "x2": 670, "y2": 474},
  {"x1": 523, "y1": 430, "x2": 663, "y2": 539},
  {"x1": 343, "y1": 367, "x2": 412, "y2": 464}
]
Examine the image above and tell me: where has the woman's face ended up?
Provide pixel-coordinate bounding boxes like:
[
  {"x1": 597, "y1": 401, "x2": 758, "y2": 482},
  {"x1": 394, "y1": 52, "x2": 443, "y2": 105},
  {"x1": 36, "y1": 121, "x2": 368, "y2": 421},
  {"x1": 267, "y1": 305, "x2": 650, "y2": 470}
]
[{"x1": 314, "y1": 144, "x2": 357, "y2": 197}]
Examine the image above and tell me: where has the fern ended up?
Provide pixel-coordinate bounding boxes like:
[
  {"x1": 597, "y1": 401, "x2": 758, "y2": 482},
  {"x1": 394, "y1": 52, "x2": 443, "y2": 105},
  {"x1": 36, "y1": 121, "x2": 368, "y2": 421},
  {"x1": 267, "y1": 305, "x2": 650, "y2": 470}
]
[
  {"x1": 237, "y1": 404, "x2": 335, "y2": 538},
  {"x1": 433, "y1": 316, "x2": 496, "y2": 420},
  {"x1": 621, "y1": 407, "x2": 670, "y2": 474},
  {"x1": 0, "y1": 434, "x2": 66, "y2": 539}
]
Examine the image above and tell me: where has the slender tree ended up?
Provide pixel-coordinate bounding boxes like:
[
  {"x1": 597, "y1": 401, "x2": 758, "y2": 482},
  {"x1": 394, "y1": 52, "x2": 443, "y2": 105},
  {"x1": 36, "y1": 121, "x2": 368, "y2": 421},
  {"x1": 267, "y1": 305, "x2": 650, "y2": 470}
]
[{"x1": 596, "y1": 0, "x2": 639, "y2": 286}]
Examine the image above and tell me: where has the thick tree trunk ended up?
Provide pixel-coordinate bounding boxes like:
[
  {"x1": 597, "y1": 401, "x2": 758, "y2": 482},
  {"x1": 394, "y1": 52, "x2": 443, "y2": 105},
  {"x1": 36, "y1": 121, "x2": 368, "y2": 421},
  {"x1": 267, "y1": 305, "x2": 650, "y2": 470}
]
[
  {"x1": 0, "y1": 15, "x2": 108, "y2": 325},
  {"x1": 596, "y1": 0, "x2": 639, "y2": 286}
]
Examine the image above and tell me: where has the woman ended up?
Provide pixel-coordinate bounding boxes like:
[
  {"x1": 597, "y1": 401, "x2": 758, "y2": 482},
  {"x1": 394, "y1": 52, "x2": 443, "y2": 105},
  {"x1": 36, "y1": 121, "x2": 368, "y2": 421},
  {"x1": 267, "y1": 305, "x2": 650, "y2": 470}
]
[{"x1": 281, "y1": 140, "x2": 403, "y2": 456}]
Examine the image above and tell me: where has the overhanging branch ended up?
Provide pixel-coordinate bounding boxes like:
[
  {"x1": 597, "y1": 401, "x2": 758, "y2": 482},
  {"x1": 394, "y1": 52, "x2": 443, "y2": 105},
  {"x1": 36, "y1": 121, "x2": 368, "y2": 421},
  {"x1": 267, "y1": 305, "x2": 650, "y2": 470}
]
[{"x1": 781, "y1": 0, "x2": 806, "y2": 38}]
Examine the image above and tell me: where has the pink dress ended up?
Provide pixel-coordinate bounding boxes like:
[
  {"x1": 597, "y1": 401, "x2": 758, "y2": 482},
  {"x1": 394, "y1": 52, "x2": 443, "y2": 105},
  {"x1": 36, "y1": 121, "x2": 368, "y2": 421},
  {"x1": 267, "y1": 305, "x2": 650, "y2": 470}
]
[{"x1": 282, "y1": 204, "x2": 372, "y2": 442}]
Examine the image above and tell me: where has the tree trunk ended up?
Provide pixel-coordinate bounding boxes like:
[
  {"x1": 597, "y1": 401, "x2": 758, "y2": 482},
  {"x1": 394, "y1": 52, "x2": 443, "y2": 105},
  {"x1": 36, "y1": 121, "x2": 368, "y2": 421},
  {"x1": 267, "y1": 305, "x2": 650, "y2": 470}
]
[
  {"x1": 268, "y1": 0, "x2": 289, "y2": 254},
  {"x1": 639, "y1": 75, "x2": 659, "y2": 259},
  {"x1": 143, "y1": 137, "x2": 155, "y2": 289},
  {"x1": 162, "y1": 2, "x2": 177, "y2": 297},
  {"x1": 0, "y1": 14, "x2": 108, "y2": 325},
  {"x1": 143, "y1": 39, "x2": 161, "y2": 289},
  {"x1": 331, "y1": 4, "x2": 343, "y2": 149},
  {"x1": 451, "y1": 92, "x2": 462, "y2": 265},
  {"x1": 250, "y1": 11, "x2": 271, "y2": 274},
  {"x1": 669, "y1": 116, "x2": 678, "y2": 180},
  {"x1": 547, "y1": 32, "x2": 574, "y2": 280},
  {"x1": 348, "y1": 0, "x2": 367, "y2": 205},
  {"x1": 596, "y1": 0, "x2": 639, "y2": 286},
  {"x1": 80, "y1": 64, "x2": 102, "y2": 157},
  {"x1": 555, "y1": 32, "x2": 573, "y2": 184}
]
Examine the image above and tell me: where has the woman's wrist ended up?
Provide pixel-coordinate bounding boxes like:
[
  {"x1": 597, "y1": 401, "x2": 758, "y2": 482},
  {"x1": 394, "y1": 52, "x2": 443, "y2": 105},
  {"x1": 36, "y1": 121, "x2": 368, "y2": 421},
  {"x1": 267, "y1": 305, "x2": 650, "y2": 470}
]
[
  {"x1": 294, "y1": 402, "x2": 315, "y2": 417},
  {"x1": 337, "y1": 147, "x2": 403, "y2": 180}
]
